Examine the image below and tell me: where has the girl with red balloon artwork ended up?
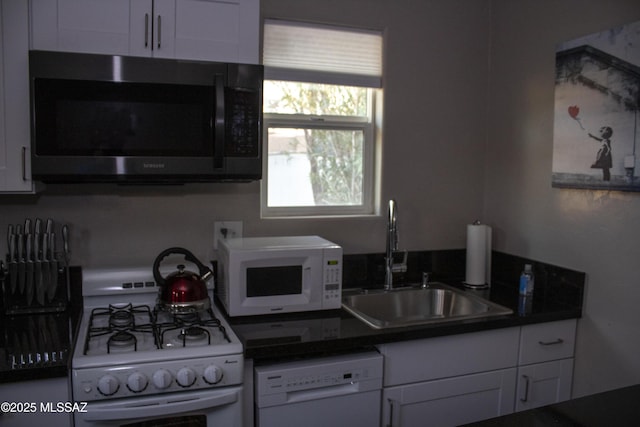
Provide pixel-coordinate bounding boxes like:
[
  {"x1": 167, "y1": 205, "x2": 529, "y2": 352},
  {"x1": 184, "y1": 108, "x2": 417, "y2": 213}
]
[{"x1": 568, "y1": 105, "x2": 613, "y2": 181}]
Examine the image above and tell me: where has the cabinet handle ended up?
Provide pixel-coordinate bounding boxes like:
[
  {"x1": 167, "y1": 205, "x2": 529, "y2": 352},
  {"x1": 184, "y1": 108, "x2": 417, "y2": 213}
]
[
  {"x1": 157, "y1": 15, "x2": 162, "y2": 49},
  {"x1": 520, "y1": 374, "x2": 530, "y2": 402},
  {"x1": 386, "y1": 398, "x2": 396, "y2": 427},
  {"x1": 144, "y1": 13, "x2": 149, "y2": 47},
  {"x1": 22, "y1": 146, "x2": 29, "y2": 181},
  {"x1": 538, "y1": 338, "x2": 564, "y2": 346}
]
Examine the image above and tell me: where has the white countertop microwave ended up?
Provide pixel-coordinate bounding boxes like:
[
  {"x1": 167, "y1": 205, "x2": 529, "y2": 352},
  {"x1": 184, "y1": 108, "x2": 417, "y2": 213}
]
[{"x1": 217, "y1": 236, "x2": 343, "y2": 316}]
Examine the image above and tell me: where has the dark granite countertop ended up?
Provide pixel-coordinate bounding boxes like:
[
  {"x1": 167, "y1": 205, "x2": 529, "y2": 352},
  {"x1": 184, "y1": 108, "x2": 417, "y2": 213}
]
[
  {"x1": 462, "y1": 384, "x2": 640, "y2": 427},
  {"x1": 225, "y1": 276, "x2": 583, "y2": 361},
  {"x1": 226, "y1": 251, "x2": 585, "y2": 361}
]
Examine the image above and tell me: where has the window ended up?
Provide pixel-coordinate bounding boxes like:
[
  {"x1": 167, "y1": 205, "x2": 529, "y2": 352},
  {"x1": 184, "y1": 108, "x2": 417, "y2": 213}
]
[{"x1": 261, "y1": 20, "x2": 383, "y2": 217}]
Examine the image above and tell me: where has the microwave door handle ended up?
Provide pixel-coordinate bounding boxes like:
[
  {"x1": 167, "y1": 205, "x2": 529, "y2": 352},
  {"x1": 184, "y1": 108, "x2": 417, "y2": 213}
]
[{"x1": 213, "y1": 74, "x2": 225, "y2": 169}]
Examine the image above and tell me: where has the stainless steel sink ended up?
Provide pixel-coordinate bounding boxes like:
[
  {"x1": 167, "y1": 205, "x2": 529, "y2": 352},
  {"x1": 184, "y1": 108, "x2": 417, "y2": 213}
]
[{"x1": 342, "y1": 282, "x2": 513, "y2": 329}]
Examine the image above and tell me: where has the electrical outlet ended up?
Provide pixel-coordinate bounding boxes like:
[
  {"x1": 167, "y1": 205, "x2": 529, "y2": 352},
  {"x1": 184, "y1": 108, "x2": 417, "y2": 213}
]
[{"x1": 214, "y1": 221, "x2": 243, "y2": 249}]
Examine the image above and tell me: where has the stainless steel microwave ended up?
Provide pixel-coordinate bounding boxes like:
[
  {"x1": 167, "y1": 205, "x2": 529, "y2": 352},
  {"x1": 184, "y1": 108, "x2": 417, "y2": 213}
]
[
  {"x1": 217, "y1": 236, "x2": 343, "y2": 316},
  {"x1": 28, "y1": 50, "x2": 263, "y2": 183}
]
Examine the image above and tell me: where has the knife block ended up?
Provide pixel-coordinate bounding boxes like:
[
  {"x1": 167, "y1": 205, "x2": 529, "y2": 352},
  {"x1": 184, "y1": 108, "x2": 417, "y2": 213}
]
[{"x1": 1, "y1": 254, "x2": 69, "y2": 315}]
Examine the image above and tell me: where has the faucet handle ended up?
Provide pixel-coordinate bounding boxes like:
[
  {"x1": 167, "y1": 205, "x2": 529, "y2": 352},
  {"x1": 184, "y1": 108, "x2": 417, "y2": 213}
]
[
  {"x1": 391, "y1": 250, "x2": 408, "y2": 273},
  {"x1": 421, "y1": 272, "x2": 431, "y2": 288}
]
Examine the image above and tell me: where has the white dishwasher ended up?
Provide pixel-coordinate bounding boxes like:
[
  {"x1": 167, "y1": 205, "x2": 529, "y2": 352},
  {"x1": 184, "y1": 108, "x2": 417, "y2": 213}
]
[{"x1": 254, "y1": 351, "x2": 384, "y2": 427}]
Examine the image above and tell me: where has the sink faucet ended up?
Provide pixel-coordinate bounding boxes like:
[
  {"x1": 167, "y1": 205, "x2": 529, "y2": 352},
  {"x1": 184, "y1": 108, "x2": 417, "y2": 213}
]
[{"x1": 385, "y1": 199, "x2": 407, "y2": 290}]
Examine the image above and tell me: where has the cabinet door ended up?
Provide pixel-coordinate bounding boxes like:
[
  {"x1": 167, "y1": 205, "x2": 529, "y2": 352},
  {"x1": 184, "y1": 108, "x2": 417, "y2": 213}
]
[
  {"x1": 382, "y1": 368, "x2": 516, "y2": 427},
  {"x1": 171, "y1": 0, "x2": 259, "y2": 63},
  {"x1": 31, "y1": 0, "x2": 259, "y2": 63},
  {"x1": 130, "y1": 0, "x2": 175, "y2": 58},
  {"x1": 515, "y1": 358, "x2": 573, "y2": 411},
  {"x1": 1, "y1": 0, "x2": 36, "y2": 192},
  {"x1": 31, "y1": 0, "x2": 143, "y2": 55}
]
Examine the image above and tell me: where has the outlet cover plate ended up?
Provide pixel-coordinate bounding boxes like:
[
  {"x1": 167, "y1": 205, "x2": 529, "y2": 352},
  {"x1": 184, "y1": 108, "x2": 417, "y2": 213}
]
[{"x1": 214, "y1": 221, "x2": 243, "y2": 249}]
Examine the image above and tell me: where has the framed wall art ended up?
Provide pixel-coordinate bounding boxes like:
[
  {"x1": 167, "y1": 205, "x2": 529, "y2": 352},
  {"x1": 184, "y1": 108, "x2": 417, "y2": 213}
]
[{"x1": 552, "y1": 20, "x2": 640, "y2": 191}]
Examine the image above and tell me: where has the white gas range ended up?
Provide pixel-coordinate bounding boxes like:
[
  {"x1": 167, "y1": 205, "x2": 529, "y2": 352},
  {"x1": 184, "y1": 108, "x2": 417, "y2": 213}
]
[{"x1": 71, "y1": 267, "x2": 244, "y2": 427}]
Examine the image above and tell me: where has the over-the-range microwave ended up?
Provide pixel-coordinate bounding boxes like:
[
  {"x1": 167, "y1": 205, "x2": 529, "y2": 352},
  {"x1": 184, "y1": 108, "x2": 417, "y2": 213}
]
[
  {"x1": 28, "y1": 50, "x2": 263, "y2": 184},
  {"x1": 217, "y1": 236, "x2": 343, "y2": 316}
]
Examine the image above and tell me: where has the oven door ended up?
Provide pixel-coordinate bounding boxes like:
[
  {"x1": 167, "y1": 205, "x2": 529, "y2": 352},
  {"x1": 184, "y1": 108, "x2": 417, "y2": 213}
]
[{"x1": 74, "y1": 386, "x2": 242, "y2": 427}]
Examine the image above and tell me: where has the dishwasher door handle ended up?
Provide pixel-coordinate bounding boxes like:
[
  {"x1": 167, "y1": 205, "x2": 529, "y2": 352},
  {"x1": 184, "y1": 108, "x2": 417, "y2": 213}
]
[{"x1": 285, "y1": 382, "x2": 361, "y2": 404}]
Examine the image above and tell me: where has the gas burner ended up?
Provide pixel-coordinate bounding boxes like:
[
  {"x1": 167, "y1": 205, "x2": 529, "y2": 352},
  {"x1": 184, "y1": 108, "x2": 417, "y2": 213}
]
[
  {"x1": 159, "y1": 324, "x2": 212, "y2": 348},
  {"x1": 110, "y1": 310, "x2": 134, "y2": 328},
  {"x1": 90, "y1": 303, "x2": 154, "y2": 327},
  {"x1": 107, "y1": 331, "x2": 137, "y2": 353},
  {"x1": 173, "y1": 312, "x2": 201, "y2": 325},
  {"x1": 84, "y1": 303, "x2": 157, "y2": 355},
  {"x1": 154, "y1": 308, "x2": 231, "y2": 349},
  {"x1": 181, "y1": 326, "x2": 208, "y2": 340}
]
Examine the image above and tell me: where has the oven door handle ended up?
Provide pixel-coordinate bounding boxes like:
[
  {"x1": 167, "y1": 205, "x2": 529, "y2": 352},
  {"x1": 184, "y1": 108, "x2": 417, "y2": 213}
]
[{"x1": 83, "y1": 388, "x2": 239, "y2": 421}]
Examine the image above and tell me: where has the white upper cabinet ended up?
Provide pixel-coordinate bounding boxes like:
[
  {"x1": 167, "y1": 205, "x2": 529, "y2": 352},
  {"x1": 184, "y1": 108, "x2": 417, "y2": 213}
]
[
  {"x1": 30, "y1": 0, "x2": 260, "y2": 63},
  {"x1": 0, "y1": 0, "x2": 37, "y2": 193}
]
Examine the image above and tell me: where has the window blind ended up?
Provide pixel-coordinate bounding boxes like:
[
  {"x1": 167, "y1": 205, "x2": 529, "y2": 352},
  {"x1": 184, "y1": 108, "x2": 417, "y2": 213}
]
[{"x1": 263, "y1": 19, "x2": 383, "y2": 88}]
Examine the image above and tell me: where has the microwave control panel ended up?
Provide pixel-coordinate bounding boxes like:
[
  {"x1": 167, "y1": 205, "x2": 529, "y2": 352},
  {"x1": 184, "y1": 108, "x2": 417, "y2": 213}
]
[{"x1": 322, "y1": 248, "x2": 343, "y2": 309}]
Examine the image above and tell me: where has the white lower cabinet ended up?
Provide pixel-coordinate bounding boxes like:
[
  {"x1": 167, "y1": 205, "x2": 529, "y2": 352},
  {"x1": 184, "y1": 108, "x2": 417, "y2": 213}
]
[
  {"x1": 375, "y1": 320, "x2": 577, "y2": 427},
  {"x1": 515, "y1": 319, "x2": 576, "y2": 411},
  {"x1": 515, "y1": 358, "x2": 573, "y2": 411},
  {"x1": 376, "y1": 327, "x2": 520, "y2": 427},
  {"x1": 382, "y1": 368, "x2": 517, "y2": 427}
]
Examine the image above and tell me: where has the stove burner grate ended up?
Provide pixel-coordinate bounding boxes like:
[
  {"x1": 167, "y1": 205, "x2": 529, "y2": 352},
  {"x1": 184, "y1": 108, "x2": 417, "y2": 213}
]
[
  {"x1": 156, "y1": 308, "x2": 232, "y2": 348},
  {"x1": 83, "y1": 303, "x2": 232, "y2": 354},
  {"x1": 84, "y1": 303, "x2": 157, "y2": 355}
]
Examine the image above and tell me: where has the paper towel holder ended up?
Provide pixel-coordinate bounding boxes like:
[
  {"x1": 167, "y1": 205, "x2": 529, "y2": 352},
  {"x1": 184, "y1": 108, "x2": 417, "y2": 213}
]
[{"x1": 463, "y1": 220, "x2": 491, "y2": 289}]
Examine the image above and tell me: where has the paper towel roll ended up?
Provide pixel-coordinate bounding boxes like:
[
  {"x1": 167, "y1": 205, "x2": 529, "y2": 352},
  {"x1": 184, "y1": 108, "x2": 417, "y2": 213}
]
[{"x1": 465, "y1": 223, "x2": 492, "y2": 287}]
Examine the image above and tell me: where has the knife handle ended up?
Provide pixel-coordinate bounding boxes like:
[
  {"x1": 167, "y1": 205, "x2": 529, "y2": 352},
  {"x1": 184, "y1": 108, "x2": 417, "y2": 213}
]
[
  {"x1": 26, "y1": 234, "x2": 32, "y2": 261},
  {"x1": 7, "y1": 224, "x2": 14, "y2": 255},
  {"x1": 45, "y1": 218, "x2": 53, "y2": 235},
  {"x1": 42, "y1": 234, "x2": 48, "y2": 260},
  {"x1": 34, "y1": 233, "x2": 40, "y2": 262},
  {"x1": 62, "y1": 225, "x2": 70, "y2": 263},
  {"x1": 17, "y1": 233, "x2": 24, "y2": 262},
  {"x1": 50, "y1": 232, "x2": 56, "y2": 258},
  {"x1": 9, "y1": 232, "x2": 16, "y2": 261}
]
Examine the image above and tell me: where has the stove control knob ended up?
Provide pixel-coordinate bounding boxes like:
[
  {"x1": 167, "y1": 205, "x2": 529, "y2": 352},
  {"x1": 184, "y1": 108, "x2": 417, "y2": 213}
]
[
  {"x1": 97, "y1": 374, "x2": 120, "y2": 396},
  {"x1": 152, "y1": 369, "x2": 173, "y2": 390},
  {"x1": 176, "y1": 367, "x2": 196, "y2": 387},
  {"x1": 127, "y1": 372, "x2": 149, "y2": 393},
  {"x1": 203, "y1": 365, "x2": 223, "y2": 385}
]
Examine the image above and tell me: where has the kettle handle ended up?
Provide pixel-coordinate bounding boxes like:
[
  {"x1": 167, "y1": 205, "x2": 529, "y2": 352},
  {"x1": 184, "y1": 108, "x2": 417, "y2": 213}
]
[{"x1": 153, "y1": 247, "x2": 213, "y2": 287}]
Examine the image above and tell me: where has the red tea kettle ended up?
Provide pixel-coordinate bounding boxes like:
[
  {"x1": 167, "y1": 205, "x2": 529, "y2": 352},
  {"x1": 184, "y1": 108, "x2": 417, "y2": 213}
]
[{"x1": 153, "y1": 247, "x2": 213, "y2": 314}]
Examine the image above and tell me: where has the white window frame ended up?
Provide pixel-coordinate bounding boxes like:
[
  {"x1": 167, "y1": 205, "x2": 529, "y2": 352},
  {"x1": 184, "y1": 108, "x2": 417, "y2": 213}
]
[
  {"x1": 261, "y1": 105, "x2": 377, "y2": 217},
  {"x1": 261, "y1": 20, "x2": 382, "y2": 218}
]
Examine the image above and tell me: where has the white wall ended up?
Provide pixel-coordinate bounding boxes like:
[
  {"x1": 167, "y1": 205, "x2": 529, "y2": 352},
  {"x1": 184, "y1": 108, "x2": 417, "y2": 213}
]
[{"x1": 486, "y1": 0, "x2": 640, "y2": 397}]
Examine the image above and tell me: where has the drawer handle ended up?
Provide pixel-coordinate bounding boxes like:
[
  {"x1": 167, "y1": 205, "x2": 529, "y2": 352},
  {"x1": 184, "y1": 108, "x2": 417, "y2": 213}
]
[
  {"x1": 538, "y1": 338, "x2": 564, "y2": 346},
  {"x1": 520, "y1": 374, "x2": 530, "y2": 402}
]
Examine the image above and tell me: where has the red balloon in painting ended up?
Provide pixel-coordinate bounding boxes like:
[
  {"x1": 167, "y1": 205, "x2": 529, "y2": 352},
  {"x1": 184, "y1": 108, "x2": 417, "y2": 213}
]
[{"x1": 568, "y1": 105, "x2": 580, "y2": 119}]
